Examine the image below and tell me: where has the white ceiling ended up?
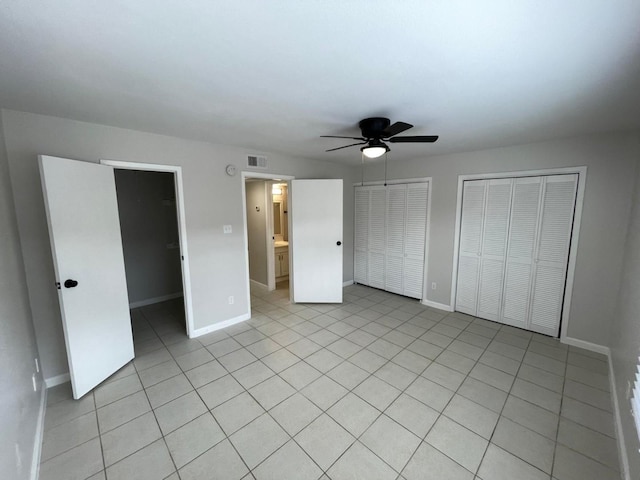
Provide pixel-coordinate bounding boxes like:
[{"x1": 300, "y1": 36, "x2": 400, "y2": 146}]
[{"x1": 1, "y1": 1, "x2": 639, "y2": 165}]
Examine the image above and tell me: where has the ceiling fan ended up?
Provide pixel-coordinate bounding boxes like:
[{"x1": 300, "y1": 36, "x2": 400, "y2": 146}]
[{"x1": 322, "y1": 117, "x2": 438, "y2": 158}]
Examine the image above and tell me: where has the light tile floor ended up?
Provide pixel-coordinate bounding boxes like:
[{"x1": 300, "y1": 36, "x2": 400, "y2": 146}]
[{"x1": 39, "y1": 284, "x2": 620, "y2": 480}]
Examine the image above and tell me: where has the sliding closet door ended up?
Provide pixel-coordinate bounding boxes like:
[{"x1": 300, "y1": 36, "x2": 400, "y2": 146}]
[
  {"x1": 385, "y1": 185, "x2": 406, "y2": 295},
  {"x1": 455, "y1": 180, "x2": 487, "y2": 315},
  {"x1": 354, "y1": 188, "x2": 370, "y2": 285},
  {"x1": 368, "y1": 186, "x2": 386, "y2": 289},
  {"x1": 529, "y1": 174, "x2": 578, "y2": 336},
  {"x1": 501, "y1": 177, "x2": 543, "y2": 329},
  {"x1": 403, "y1": 183, "x2": 429, "y2": 299},
  {"x1": 476, "y1": 179, "x2": 512, "y2": 321}
]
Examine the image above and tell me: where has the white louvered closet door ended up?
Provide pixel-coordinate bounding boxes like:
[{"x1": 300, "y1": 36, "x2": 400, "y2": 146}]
[
  {"x1": 529, "y1": 174, "x2": 578, "y2": 336},
  {"x1": 385, "y1": 185, "x2": 406, "y2": 295},
  {"x1": 455, "y1": 180, "x2": 487, "y2": 315},
  {"x1": 501, "y1": 177, "x2": 543, "y2": 329},
  {"x1": 368, "y1": 186, "x2": 387, "y2": 289},
  {"x1": 354, "y1": 188, "x2": 370, "y2": 285},
  {"x1": 403, "y1": 183, "x2": 429, "y2": 299},
  {"x1": 476, "y1": 179, "x2": 513, "y2": 321}
]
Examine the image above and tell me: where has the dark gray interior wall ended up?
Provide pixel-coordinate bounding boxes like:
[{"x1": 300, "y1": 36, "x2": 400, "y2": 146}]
[
  {"x1": 246, "y1": 181, "x2": 268, "y2": 285},
  {"x1": 610, "y1": 156, "x2": 640, "y2": 477},
  {"x1": 114, "y1": 169, "x2": 182, "y2": 304},
  {"x1": 0, "y1": 114, "x2": 43, "y2": 479}
]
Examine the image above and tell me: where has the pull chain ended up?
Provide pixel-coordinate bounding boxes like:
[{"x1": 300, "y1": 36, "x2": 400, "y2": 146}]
[{"x1": 384, "y1": 150, "x2": 388, "y2": 187}]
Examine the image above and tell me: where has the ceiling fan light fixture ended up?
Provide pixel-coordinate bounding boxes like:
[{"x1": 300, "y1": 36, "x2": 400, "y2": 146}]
[{"x1": 361, "y1": 143, "x2": 389, "y2": 159}]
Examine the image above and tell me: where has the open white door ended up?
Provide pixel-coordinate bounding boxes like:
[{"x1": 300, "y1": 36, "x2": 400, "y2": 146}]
[
  {"x1": 39, "y1": 155, "x2": 133, "y2": 399},
  {"x1": 290, "y1": 179, "x2": 343, "y2": 303}
]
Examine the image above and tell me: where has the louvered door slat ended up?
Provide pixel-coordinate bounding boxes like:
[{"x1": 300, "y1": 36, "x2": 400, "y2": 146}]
[
  {"x1": 529, "y1": 174, "x2": 578, "y2": 336},
  {"x1": 354, "y1": 187, "x2": 370, "y2": 284},
  {"x1": 501, "y1": 177, "x2": 542, "y2": 328},
  {"x1": 367, "y1": 187, "x2": 386, "y2": 288},
  {"x1": 403, "y1": 183, "x2": 429, "y2": 298},
  {"x1": 385, "y1": 185, "x2": 406, "y2": 294},
  {"x1": 477, "y1": 179, "x2": 512, "y2": 321},
  {"x1": 455, "y1": 180, "x2": 487, "y2": 315}
]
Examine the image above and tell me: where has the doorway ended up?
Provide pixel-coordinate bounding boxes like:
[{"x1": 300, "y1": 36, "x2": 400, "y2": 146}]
[
  {"x1": 113, "y1": 169, "x2": 186, "y2": 333},
  {"x1": 243, "y1": 173, "x2": 295, "y2": 301},
  {"x1": 101, "y1": 159, "x2": 195, "y2": 337}
]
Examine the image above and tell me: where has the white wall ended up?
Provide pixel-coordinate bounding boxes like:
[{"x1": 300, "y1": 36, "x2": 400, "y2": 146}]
[
  {"x1": 246, "y1": 181, "x2": 268, "y2": 286},
  {"x1": 0, "y1": 113, "x2": 43, "y2": 480},
  {"x1": 2, "y1": 109, "x2": 355, "y2": 381},
  {"x1": 359, "y1": 132, "x2": 640, "y2": 346},
  {"x1": 114, "y1": 169, "x2": 183, "y2": 304},
  {"x1": 610, "y1": 156, "x2": 640, "y2": 478}
]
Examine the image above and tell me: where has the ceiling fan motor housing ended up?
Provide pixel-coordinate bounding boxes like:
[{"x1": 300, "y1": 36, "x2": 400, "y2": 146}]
[{"x1": 359, "y1": 117, "x2": 391, "y2": 138}]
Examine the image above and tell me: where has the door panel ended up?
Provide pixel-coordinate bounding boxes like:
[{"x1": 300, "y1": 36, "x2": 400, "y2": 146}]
[
  {"x1": 290, "y1": 179, "x2": 343, "y2": 303},
  {"x1": 39, "y1": 155, "x2": 133, "y2": 399}
]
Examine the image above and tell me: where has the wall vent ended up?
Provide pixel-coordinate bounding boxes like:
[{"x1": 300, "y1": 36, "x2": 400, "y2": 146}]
[{"x1": 247, "y1": 155, "x2": 267, "y2": 169}]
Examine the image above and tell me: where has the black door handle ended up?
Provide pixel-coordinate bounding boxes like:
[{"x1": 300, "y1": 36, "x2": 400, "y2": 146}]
[
  {"x1": 64, "y1": 279, "x2": 78, "y2": 288},
  {"x1": 336, "y1": 241, "x2": 342, "y2": 246}
]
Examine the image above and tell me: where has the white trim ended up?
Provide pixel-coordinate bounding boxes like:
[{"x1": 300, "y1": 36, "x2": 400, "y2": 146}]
[
  {"x1": 266, "y1": 181, "x2": 276, "y2": 291},
  {"x1": 342, "y1": 280, "x2": 354, "y2": 287},
  {"x1": 449, "y1": 166, "x2": 588, "y2": 340},
  {"x1": 561, "y1": 336, "x2": 609, "y2": 356},
  {"x1": 129, "y1": 292, "x2": 183, "y2": 309},
  {"x1": 44, "y1": 372, "x2": 70, "y2": 388},
  {"x1": 421, "y1": 299, "x2": 454, "y2": 312},
  {"x1": 241, "y1": 171, "x2": 295, "y2": 313},
  {"x1": 352, "y1": 177, "x2": 432, "y2": 186},
  {"x1": 30, "y1": 385, "x2": 46, "y2": 480},
  {"x1": 607, "y1": 352, "x2": 631, "y2": 480},
  {"x1": 99, "y1": 159, "x2": 196, "y2": 338},
  {"x1": 250, "y1": 279, "x2": 269, "y2": 290},
  {"x1": 190, "y1": 312, "x2": 251, "y2": 338}
]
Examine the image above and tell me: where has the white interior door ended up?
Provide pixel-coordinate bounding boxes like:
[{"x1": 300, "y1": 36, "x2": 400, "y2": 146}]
[
  {"x1": 290, "y1": 179, "x2": 343, "y2": 303},
  {"x1": 455, "y1": 180, "x2": 487, "y2": 315},
  {"x1": 40, "y1": 155, "x2": 133, "y2": 399}
]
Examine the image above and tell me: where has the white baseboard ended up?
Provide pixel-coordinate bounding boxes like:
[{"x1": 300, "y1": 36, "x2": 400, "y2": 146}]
[
  {"x1": 30, "y1": 384, "x2": 47, "y2": 480},
  {"x1": 342, "y1": 280, "x2": 354, "y2": 287},
  {"x1": 190, "y1": 312, "x2": 251, "y2": 338},
  {"x1": 421, "y1": 299, "x2": 454, "y2": 312},
  {"x1": 561, "y1": 336, "x2": 609, "y2": 356},
  {"x1": 129, "y1": 292, "x2": 183, "y2": 309},
  {"x1": 44, "y1": 373, "x2": 70, "y2": 388},
  {"x1": 250, "y1": 279, "x2": 268, "y2": 290},
  {"x1": 607, "y1": 351, "x2": 631, "y2": 480}
]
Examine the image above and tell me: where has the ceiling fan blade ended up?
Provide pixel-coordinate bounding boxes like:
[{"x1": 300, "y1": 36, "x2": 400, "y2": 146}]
[
  {"x1": 382, "y1": 121, "x2": 413, "y2": 138},
  {"x1": 325, "y1": 142, "x2": 367, "y2": 152},
  {"x1": 321, "y1": 135, "x2": 366, "y2": 141},
  {"x1": 388, "y1": 135, "x2": 439, "y2": 143}
]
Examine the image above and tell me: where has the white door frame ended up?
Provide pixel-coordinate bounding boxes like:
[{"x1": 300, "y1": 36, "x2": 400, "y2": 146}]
[
  {"x1": 450, "y1": 166, "x2": 587, "y2": 343},
  {"x1": 241, "y1": 172, "x2": 295, "y2": 308},
  {"x1": 100, "y1": 159, "x2": 196, "y2": 338},
  {"x1": 352, "y1": 177, "x2": 433, "y2": 303}
]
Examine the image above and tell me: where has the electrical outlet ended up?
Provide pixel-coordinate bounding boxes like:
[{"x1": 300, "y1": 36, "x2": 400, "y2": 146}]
[
  {"x1": 34, "y1": 358, "x2": 39, "y2": 373},
  {"x1": 431, "y1": 282, "x2": 437, "y2": 290},
  {"x1": 31, "y1": 373, "x2": 37, "y2": 392},
  {"x1": 228, "y1": 296, "x2": 234, "y2": 305},
  {"x1": 223, "y1": 225, "x2": 232, "y2": 234}
]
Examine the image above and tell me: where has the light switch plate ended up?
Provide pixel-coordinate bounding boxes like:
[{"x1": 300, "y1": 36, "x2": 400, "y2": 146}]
[{"x1": 223, "y1": 225, "x2": 232, "y2": 234}]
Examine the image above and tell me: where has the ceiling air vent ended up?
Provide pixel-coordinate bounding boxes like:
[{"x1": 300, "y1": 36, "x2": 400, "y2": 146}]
[{"x1": 247, "y1": 155, "x2": 267, "y2": 169}]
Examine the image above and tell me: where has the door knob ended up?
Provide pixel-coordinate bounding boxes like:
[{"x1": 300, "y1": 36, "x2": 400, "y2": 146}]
[
  {"x1": 336, "y1": 241, "x2": 342, "y2": 246},
  {"x1": 64, "y1": 279, "x2": 78, "y2": 288}
]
